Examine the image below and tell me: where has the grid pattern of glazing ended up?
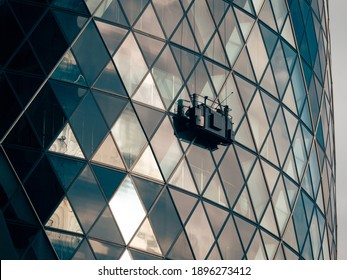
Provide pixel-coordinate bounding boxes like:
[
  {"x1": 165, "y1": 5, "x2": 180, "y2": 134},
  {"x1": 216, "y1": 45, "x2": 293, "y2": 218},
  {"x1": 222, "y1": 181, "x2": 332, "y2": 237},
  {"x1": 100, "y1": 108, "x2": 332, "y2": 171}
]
[{"x1": 0, "y1": 0, "x2": 336, "y2": 260}]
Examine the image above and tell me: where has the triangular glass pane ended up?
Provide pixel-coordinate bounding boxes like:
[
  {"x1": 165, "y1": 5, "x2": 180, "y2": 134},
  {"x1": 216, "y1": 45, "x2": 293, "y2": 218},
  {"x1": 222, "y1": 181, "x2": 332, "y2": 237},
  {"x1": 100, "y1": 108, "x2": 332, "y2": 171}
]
[
  {"x1": 247, "y1": 91, "x2": 269, "y2": 149},
  {"x1": 171, "y1": 46, "x2": 199, "y2": 81},
  {"x1": 187, "y1": 0, "x2": 215, "y2": 51},
  {"x1": 130, "y1": 218, "x2": 162, "y2": 256},
  {"x1": 72, "y1": 21, "x2": 110, "y2": 86},
  {"x1": 109, "y1": 176, "x2": 146, "y2": 243},
  {"x1": 46, "y1": 230, "x2": 82, "y2": 260},
  {"x1": 89, "y1": 239, "x2": 124, "y2": 260},
  {"x1": 93, "y1": 61, "x2": 127, "y2": 97},
  {"x1": 53, "y1": 10, "x2": 87, "y2": 44},
  {"x1": 271, "y1": 41, "x2": 289, "y2": 98},
  {"x1": 235, "y1": 146, "x2": 256, "y2": 180},
  {"x1": 133, "y1": 176, "x2": 162, "y2": 212},
  {"x1": 51, "y1": 50, "x2": 87, "y2": 86},
  {"x1": 283, "y1": 82, "x2": 297, "y2": 114},
  {"x1": 95, "y1": 20, "x2": 128, "y2": 55},
  {"x1": 185, "y1": 203, "x2": 214, "y2": 260},
  {"x1": 291, "y1": 61, "x2": 307, "y2": 113},
  {"x1": 119, "y1": 0, "x2": 149, "y2": 25},
  {"x1": 50, "y1": 80, "x2": 87, "y2": 118},
  {"x1": 282, "y1": 41, "x2": 297, "y2": 73},
  {"x1": 187, "y1": 144, "x2": 215, "y2": 193},
  {"x1": 70, "y1": 92, "x2": 108, "y2": 158},
  {"x1": 91, "y1": 134, "x2": 125, "y2": 170},
  {"x1": 205, "y1": 32, "x2": 228, "y2": 66},
  {"x1": 281, "y1": 17, "x2": 296, "y2": 47},
  {"x1": 187, "y1": 60, "x2": 215, "y2": 100},
  {"x1": 72, "y1": 239, "x2": 95, "y2": 260},
  {"x1": 152, "y1": 47, "x2": 183, "y2": 108},
  {"x1": 247, "y1": 24, "x2": 268, "y2": 82},
  {"x1": 218, "y1": 216, "x2": 244, "y2": 259},
  {"x1": 261, "y1": 231, "x2": 279, "y2": 259},
  {"x1": 52, "y1": 0, "x2": 89, "y2": 15},
  {"x1": 203, "y1": 172, "x2": 228, "y2": 207},
  {"x1": 260, "y1": 132, "x2": 279, "y2": 166},
  {"x1": 151, "y1": 117, "x2": 183, "y2": 180},
  {"x1": 129, "y1": 249, "x2": 162, "y2": 260},
  {"x1": 167, "y1": 230, "x2": 194, "y2": 260},
  {"x1": 91, "y1": 163, "x2": 126, "y2": 200},
  {"x1": 261, "y1": 160, "x2": 279, "y2": 194},
  {"x1": 272, "y1": 109, "x2": 290, "y2": 165},
  {"x1": 235, "y1": 117, "x2": 256, "y2": 151},
  {"x1": 48, "y1": 154, "x2": 85, "y2": 190},
  {"x1": 234, "y1": 187, "x2": 256, "y2": 222},
  {"x1": 135, "y1": 32, "x2": 165, "y2": 68},
  {"x1": 260, "y1": 203, "x2": 278, "y2": 236},
  {"x1": 283, "y1": 176, "x2": 299, "y2": 209},
  {"x1": 94, "y1": 0, "x2": 127, "y2": 26},
  {"x1": 49, "y1": 123, "x2": 84, "y2": 159},
  {"x1": 261, "y1": 91, "x2": 278, "y2": 125},
  {"x1": 283, "y1": 218, "x2": 298, "y2": 251},
  {"x1": 219, "y1": 7, "x2": 243, "y2": 67},
  {"x1": 67, "y1": 165, "x2": 106, "y2": 232},
  {"x1": 234, "y1": 48, "x2": 256, "y2": 82},
  {"x1": 113, "y1": 33, "x2": 148, "y2": 96},
  {"x1": 171, "y1": 17, "x2": 199, "y2": 52},
  {"x1": 247, "y1": 230, "x2": 266, "y2": 259},
  {"x1": 152, "y1": 0, "x2": 183, "y2": 38},
  {"x1": 260, "y1": 65, "x2": 278, "y2": 99},
  {"x1": 259, "y1": 0, "x2": 276, "y2": 31},
  {"x1": 218, "y1": 146, "x2": 245, "y2": 208},
  {"x1": 133, "y1": 145, "x2": 163, "y2": 182},
  {"x1": 302, "y1": 192, "x2": 314, "y2": 224},
  {"x1": 259, "y1": 22, "x2": 278, "y2": 57},
  {"x1": 205, "y1": 60, "x2": 228, "y2": 95},
  {"x1": 149, "y1": 189, "x2": 182, "y2": 255},
  {"x1": 134, "y1": 3, "x2": 164, "y2": 38},
  {"x1": 169, "y1": 158, "x2": 197, "y2": 194},
  {"x1": 234, "y1": 215, "x2": 256, "y2": 251},
  {"x1": 284, "y1": 108, "x2": 298, "y2": 141},
  {"x1": 284, "y1": 151, "x2": 298, "y2": 182},
  {"x1": 133, "y1": 73, "x2": 165, "y2": 109},
  {"x1": 247, "y1": 161, "x2": 270, "y2": 221},
  {"x1": 45, "y1": 197, "x2": 83, "y2": 234},
  {"x1": 170, "y1": 188, "x2": 197, "y2": 224},
  {"x1": 111, "y1": 103, "x2": 147, "y2": 168},
  {"x1": 92, "y1": 90, "x2": 128, "y2": 128},
  {"x1": 88, "y1": 206, "x2": 124, "y2": 245},
  {"x1": 133, "y1": 103, "x2": 164, "y2": 138},
  {"x1": 204, "y1": 202, "x2": 229, "y2": 236},
  {"x1": 302, "y1": 234, "x2": 314, "y2": 260},
  {"x1": 234, "y1": 7, "x2": 255, "y2": 41},
  {"x1": 272, "y1": 179, "x2": 290, "y2": 234}
]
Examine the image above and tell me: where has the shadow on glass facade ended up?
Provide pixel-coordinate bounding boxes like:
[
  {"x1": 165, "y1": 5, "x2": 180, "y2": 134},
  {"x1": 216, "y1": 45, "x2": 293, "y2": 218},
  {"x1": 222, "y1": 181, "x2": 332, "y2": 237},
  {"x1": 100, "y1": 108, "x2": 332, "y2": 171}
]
[{"x1": 0, "y1": 0, "x2": 336, "y2": 260}]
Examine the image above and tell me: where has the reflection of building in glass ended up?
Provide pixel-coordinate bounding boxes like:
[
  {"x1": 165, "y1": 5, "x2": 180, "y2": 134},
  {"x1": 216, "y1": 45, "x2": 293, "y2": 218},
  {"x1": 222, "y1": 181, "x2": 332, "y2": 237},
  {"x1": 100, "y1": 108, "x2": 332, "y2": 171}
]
[{"x1": 0, "y1": 0, "x2": 336, "y2": 260}]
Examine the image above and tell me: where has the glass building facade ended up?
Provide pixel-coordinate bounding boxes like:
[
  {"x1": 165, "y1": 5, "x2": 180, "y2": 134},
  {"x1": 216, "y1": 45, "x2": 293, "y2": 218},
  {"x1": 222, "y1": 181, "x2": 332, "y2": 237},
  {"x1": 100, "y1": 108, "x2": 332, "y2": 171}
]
[{"x1": 0, "y1": 0, "x2": 336, "y2": 260}]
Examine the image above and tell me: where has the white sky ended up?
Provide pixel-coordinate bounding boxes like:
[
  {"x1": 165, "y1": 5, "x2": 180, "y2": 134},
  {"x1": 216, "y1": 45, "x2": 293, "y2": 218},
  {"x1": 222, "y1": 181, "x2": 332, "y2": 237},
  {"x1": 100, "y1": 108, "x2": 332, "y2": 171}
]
[{"x1": 329, "y1": 1, "x2": 347, "y2": 259}]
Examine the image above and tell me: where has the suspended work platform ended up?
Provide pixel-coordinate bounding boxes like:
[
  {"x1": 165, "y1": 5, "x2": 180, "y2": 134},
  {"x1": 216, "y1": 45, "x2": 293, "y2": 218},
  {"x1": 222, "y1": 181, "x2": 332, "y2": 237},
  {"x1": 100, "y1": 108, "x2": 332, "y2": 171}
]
[{"x1": 172, "y1": 93, "x2": 234, "y2": 151}]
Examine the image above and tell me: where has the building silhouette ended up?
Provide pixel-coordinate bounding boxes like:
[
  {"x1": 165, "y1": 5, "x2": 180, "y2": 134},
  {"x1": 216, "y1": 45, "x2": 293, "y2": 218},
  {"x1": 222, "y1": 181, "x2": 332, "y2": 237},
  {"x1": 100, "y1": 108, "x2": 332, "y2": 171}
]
[{"x1": 0, "y1": 0, "x2": 336, "y2": 259}]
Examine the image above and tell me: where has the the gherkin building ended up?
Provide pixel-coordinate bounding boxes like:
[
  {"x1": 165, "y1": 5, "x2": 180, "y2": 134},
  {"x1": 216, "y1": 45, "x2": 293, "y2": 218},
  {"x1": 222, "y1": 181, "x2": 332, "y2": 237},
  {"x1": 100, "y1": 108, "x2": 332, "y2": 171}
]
[{"x1": 0, "y1": 0, "x2": 336, "y2": 260}]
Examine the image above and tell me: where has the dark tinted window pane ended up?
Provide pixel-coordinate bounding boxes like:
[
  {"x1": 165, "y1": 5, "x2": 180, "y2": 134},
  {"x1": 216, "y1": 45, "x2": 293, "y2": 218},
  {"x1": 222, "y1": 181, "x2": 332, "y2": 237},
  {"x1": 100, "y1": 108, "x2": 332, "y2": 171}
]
[
  {"x1": 89, "y1": 239, "x2": 124, "y2": 260},
  {"x1": 30, "y1": 11, "x2": 68, "y2": 73},
  {"x1": 24, "y1": 156, "x2": 64, "y2": 223},
  {"x1": 133, "y1": 176, "x2": 163, "y2": 211},
  {"x1": 67, "y1": 165, "x2": 106, "y2": 232},
  {"x1": 26, "y1": 84, "x2": 66, "y2": 148},
  {"x1": 70, "y1": 92, "x2": 108, "y2": 158},
  {"x1": 0, "y1": 3, "x2": 24, "y2": 66},
  {"x1": 72, "y1": 21, "x2": 110, "y2": 85},
  {"x1": 149, "y1": 189, "x2": 182, "y2": 254},
  {"x1": 0, "y1": 74, "x2": 22, "y2": 138}
]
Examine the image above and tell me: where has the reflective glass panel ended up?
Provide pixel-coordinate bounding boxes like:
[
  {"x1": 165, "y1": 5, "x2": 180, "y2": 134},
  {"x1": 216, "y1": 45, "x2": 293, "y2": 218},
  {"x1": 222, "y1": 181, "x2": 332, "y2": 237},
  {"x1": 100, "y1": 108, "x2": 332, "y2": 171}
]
[{"x1": 109, "y1": 176, "x2": 145, "y2": 243}]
